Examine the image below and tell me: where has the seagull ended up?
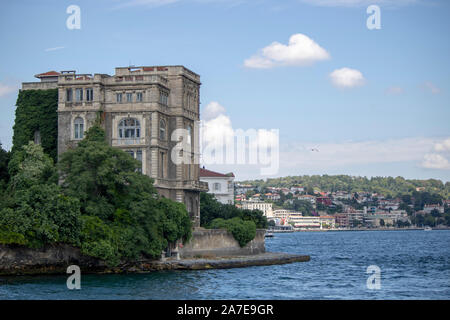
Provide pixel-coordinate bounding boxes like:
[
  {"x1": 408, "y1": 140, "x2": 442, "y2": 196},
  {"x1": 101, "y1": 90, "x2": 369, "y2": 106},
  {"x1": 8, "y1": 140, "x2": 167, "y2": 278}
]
[{"x1": 311, "y1": 148, "x2": 319, "y2": 152}]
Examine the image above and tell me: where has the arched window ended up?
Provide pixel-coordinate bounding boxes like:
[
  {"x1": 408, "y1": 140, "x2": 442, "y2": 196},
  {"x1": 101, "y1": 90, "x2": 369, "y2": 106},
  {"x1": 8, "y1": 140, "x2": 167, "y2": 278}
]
[
  {"x1": 74, "y1": 117, "x2": 84, "y2": 140},
  {"x1": 118, "y1": 118, "x2": 140, "y2": 139},
  {"x1": 159, "y1": 119, "x2": 166, "y2": 140}
]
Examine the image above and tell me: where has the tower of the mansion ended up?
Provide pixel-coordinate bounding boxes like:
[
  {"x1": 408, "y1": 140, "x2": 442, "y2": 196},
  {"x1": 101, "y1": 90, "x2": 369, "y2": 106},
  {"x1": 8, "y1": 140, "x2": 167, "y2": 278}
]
[{"x1": 22, "y1": 66, "x2": 208, "y2": 227}]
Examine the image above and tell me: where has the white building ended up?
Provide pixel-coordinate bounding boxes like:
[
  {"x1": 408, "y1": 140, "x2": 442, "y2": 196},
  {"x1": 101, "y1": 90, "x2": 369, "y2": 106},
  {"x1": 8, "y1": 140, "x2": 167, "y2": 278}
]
[
  {"x1": 333, "y1": 191, "x2": 352, "y2": 200},
  {"x1": 423, "y1": 204, "x2": 444, "y2": 214},
  {"x1": 265, "y1": 193, "x2": 281, "y2": 201},
  {"x1": 290, "y1": 186, "x2": 305, "y2": 193},
  {"x1": 272, "y1": 209, "x2": 302, "y2": 223},
  {"x1": 235, "y1": 184, "x2": 255, "y2": 195},
  {"x1": 292, "y1": 216, "x2": 336, "y2": 230},
  {"x1": 199, "y1": 168, "x2": 235, "y2": 205},
  {"x1": 296, "y1": 194, "x2": 316, "y2": 204},
  {"x1": 241, "y1": 200, "x2": 273, "y2": 218}
]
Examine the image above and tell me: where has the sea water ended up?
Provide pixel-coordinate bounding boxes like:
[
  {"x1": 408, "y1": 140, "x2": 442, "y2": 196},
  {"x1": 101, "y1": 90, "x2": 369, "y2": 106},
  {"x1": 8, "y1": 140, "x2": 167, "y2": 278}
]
[{"x1": 1, "y1": 230, "x2": 449, "y2": 300}]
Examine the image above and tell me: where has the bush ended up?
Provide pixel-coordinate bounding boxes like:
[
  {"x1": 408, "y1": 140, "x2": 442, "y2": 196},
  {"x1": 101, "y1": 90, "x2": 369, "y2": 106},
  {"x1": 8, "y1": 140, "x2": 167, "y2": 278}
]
[
  {"x1": 200, "y1": 192, "x2": 267, "y2": 228},
  {"x1": 209, "y1": 217, "x2": 256, "y2": 247}
]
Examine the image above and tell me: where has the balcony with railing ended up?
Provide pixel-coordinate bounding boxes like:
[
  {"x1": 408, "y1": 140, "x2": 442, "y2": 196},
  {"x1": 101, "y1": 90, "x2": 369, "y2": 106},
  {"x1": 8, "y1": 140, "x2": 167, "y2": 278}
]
[
  {"x1": 60, "y1": 73, "x2": 94, "y2": 82},
  {"x1": 111, "y1": 137, "x2": 146, "y2": 146},
  {"x1": 113, "y1": 74, "x2": 168, "y2": 86},
  {"x1": 182, "y1": 180, "x2": 209, "y2": 191}
]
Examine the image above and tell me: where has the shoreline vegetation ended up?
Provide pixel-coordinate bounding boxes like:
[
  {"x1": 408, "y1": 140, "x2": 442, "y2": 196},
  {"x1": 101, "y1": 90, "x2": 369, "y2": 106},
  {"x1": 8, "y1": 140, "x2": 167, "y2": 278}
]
[
  {"x1": 199, "y1": 192, "x2": 268, "y2": 247},
  {"x1": 0, "y1": 125, "x2": 193, "y2": 267},
  {"x1": 0, "y1": 124, "x2": 270, "y2": 273},
  {"x1": 239, "y1": 175, "x2": 450, "y2": 199}
]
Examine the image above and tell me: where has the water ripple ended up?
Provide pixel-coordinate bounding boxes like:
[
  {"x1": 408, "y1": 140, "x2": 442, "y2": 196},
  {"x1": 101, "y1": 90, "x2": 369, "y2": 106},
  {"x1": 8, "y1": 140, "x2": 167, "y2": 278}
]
[{"x1": 1, "y1": 230, "x2": 449, "y2": 299}]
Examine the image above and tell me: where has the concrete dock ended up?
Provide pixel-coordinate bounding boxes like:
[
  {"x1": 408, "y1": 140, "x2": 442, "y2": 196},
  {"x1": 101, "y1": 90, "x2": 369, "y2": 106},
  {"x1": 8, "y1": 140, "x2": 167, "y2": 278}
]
[{"x1": 133, "y1": 252, "x2": 311, "y2": 272}]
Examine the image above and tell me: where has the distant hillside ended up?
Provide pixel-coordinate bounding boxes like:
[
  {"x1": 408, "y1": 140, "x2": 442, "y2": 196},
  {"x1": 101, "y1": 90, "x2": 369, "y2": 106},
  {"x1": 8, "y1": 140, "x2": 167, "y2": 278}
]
[{"x1": 238, "y1": 175, "x2": 450, "y2": 199}]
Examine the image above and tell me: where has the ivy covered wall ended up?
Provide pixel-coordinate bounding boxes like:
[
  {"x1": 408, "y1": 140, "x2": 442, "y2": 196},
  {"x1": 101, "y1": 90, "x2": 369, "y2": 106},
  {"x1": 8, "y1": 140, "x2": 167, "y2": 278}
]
[{"x1": 12, "y1": 89, "x2": 58, "y2": 161}]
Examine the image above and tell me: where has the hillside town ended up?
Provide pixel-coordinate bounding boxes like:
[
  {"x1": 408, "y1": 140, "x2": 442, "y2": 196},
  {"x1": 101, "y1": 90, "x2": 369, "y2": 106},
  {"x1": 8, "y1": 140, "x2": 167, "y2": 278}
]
[
  {"x1": 199, "y1": 169, "x2": 450, "y2": 231},
  {"x1": 237, "y1": 184, "x2": 450, "y2": 231}
]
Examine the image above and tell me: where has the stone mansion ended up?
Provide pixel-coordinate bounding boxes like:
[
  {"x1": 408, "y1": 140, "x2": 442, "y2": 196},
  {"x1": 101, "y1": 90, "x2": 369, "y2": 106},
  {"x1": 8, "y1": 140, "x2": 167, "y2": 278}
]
[{"x1": 22, "y1": 66, "x2": 208, "y2": 227}]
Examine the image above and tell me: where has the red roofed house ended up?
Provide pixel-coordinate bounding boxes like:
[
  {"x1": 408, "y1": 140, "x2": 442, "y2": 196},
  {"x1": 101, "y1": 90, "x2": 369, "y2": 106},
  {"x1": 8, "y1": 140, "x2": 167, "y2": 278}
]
[
  {"x1": 199, "y1": 167, "x2": 235, "y2": 204},
  {"x1": 34, "y1": 71, "x2": 61, "y2": 82}
]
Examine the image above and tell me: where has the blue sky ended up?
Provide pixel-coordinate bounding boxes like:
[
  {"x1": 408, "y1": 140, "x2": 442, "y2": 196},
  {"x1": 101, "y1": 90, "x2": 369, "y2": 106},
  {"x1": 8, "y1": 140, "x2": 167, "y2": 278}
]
[{"x1": 0, "y1": 0, "x2": 449, "y2": 181}]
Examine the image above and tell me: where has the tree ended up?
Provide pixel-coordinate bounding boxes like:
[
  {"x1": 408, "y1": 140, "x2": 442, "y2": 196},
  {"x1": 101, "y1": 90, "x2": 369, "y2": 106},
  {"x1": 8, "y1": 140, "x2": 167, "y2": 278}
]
[
  {"x1": 0, "y1": 143, "x2": 10, "y2": 199},
  {"x1": 58, "y1": 125, "x2": 192, "y2": 264},
  {"x1": 199, "y1": 192, "x2": 267, "y2": 246},
  {"x1": 283, "y1": 199, "x2": 313, "y2": 216},
  {"x1": 238, "y1": 175, "x2": 449, "y2": 199},
  {"x1": 209, "y1": 217, "x2": 256, "y2": 247},
  {"x1": 200, "y1": 192, "x2": 267, "y2": 229},
  {"x1": 430, "y1": 209, "x2": 441, "y2": 218},
  {"x1": 0, "y1": 142, "x2": 10, "y2": 184},
  {"x1": 445, "y1": 214, "x2": 450, "y2": 226},
  {"x1": 7, "y1": 141, "x2": 57, "y2": 191},
  {"x1": 399, "y1": 202, "x2": 413, "y2": 215},
  {"x1": 424, "y1": 214, "x2": 435, "y2": 227},
  {"x1": 401, "y1": 194, "x2": 412, "y2": 205},
  {"x1": 0, "y1": 142, "x2": 81, "y2": 248},
  {"x1": 1, "y1": 126, "x2": 193, "y2": 267}
]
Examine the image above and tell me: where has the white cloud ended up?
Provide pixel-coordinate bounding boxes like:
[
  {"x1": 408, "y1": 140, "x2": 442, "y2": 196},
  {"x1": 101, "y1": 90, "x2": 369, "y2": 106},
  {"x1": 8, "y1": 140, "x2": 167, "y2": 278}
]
[
  {"x1": 244, "y1": 33, "x2": 330, "y2": 69},
  {"x1": 202, "y1": 113, "x2": 234, "y2": 147},
  {"x1": 0, "y1": 83, "x2": 16, "y2": 97},
  {"x1": 45, "y1": 46, "x2": 65, "y2": 52},
  {"x1": 418, "y1": 137, "x2": 450, "y2": 170},
  {"x1": 386, "y1": 86, "x2": 404, "y2": 95},
  {"x1": 200, "y1": 101, "x2": 279, "y2": 175},
  {"x1": 434, "y1": 138, "x2": 450, "y2": 152},
  {"x1": 202, "y1": 101, "x2": 226, "y2": 121},
  {"x1": 329, "y1": 67, "x2": 365, "y2": 88},
  {"x1": 200, "y1": 107, "x2": 450, "y2": 178},
  {"x1": 201, "y1": 102, "x2": 277, "y2": 148},
  {"x1": 423, "y1": 81, "x2": 441, "y2": 94},
  {"x1": 421, "y1": 154, "x2": 450, "y2": 170},
  {"x1": 299, "y1": 0, "x2": 418, "y2": 7}
]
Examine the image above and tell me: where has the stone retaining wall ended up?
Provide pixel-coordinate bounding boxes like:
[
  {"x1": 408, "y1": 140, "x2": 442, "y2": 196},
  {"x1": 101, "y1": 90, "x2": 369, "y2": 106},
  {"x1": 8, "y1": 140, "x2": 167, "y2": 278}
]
[
  {"x1": 0, "y1": 229, "x2": 267, "y2": 275},
  {"x1": 179, "y1": 228, "x2": 266, "y2": 258}
]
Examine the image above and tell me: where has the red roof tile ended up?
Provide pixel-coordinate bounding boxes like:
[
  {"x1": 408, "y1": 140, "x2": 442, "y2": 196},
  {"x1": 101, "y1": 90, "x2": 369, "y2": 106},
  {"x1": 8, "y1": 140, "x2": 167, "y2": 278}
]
[
  {"x1": 199, "y1": 168, "x2": 234, "y2": 178},
  {"x1": 35, "y1": 71, "x2": 60, "y2": 78}
]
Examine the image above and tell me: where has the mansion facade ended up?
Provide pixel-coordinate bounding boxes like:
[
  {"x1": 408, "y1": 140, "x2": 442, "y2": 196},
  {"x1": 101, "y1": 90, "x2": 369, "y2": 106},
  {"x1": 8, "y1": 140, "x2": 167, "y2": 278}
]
[{"x1": 22, "y1": 65, "x2": 208, "y2": 227}]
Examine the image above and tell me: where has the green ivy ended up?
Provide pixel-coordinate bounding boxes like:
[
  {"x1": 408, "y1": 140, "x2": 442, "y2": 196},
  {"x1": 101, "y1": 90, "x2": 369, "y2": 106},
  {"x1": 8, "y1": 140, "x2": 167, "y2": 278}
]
[{"x1": 12, "y1": 89, "x2": 58, "y2": 162}]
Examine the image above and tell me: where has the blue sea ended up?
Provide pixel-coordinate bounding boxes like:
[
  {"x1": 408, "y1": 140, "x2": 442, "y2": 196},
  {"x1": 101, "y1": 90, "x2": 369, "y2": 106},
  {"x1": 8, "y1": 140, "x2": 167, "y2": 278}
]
[{"x1": 1, "y1": 230, "x2": 449, "y2": 300}]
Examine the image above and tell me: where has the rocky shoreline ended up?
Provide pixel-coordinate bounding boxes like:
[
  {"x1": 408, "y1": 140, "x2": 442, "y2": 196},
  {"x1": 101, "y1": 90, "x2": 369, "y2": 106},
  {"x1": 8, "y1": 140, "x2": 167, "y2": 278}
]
[{"x1": 0, "y1": 244, "x2": 310, "y2": 276}]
